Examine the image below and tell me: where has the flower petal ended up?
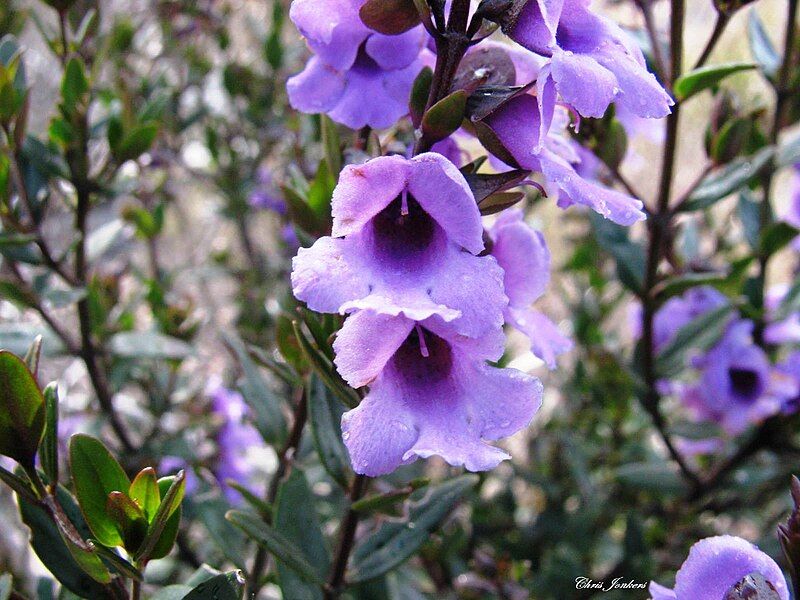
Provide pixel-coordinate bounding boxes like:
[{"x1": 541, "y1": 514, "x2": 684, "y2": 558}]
[
  {"x1": 290, "y1": 0, "x2": 369, "y2": 71},
  {"x1": 287, "y1": 56, "x2": 346, "y2": 115},
  {"x1": 365, "y1": 26, "x2": 426, "y2": 70},
  {"x1": 508, "y1": 307, "x2": 573, "y2": 370},
  {"x1": 550, "y1": 49, "x2": 617, "y2": 118}
]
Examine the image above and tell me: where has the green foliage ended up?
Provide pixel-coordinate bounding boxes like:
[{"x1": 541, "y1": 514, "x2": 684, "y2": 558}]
[{"x1": 0, "y1": 350, "x2": 45, "y2": 469}]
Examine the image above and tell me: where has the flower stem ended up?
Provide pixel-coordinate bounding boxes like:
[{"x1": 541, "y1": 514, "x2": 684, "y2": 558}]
[{"x1": 324, "y1": 474, "x2": 369, "y2": 600}]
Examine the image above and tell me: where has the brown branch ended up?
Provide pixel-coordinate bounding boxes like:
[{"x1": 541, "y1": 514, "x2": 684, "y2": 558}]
[{"x1": 324, "y1": 474, "x2": 369, "y2": 599}]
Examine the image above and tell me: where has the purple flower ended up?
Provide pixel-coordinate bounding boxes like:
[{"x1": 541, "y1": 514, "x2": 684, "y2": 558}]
[
  {"x1": 682, "y1": 321, "x2": 783, "y2": 434},
  {"x1": 248, "y1": 167, "x2": 285, "y2": 213},
  {"x1": 287, "y1": 0, "x2": 427, "y2": 129},
  {"x1": 777, "y1": 351, "x2": 800, "y2": 415},
  {"x1": 158, "y1": 456, "x2": 200, "y2": 496},
  {"x1": 333, "y1": 311, "x2": 542, "y2": 475},
  {"x1": 764, "y1": 284, "x2": 800, "y2": 345},
  {"x1": 489, "y1": 210, "x2": 571, "y2": 368},
  {"x1": 292, "y1": 153, "x2": 507, "y2": 338},
  {"x1": 649, "y1": 535, "x2": 789, "y2": 600},
  {"x1": 507, "y1": 0, "x2": 673, "y2": 120},
  {"x1": 652, "y1": 286, "x2": 728, "y2": 350},
  {"x1": 207, "y1": 378, "x2": 262, "y2": 503},
  {"x1": 484, "y1": 92, "x2": 645, "y2": 225}
]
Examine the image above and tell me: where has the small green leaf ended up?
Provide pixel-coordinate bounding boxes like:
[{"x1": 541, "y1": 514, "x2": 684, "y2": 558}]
[
  {"x1": 674, "y1": 63, "x2": 757, "y2": 101},
  {"x1": 478, "y1": 191, "x2": 525, "y2": 216},
  {"x1": 135, "y1": 472, "x2": 185, "y2": 561},
  {"x1": 421, "y1": 90, "x2": 467, "y2": 145},
  {"x1": 115, "y1": 122, "x2": 158, "y2": 163},
  {"x1": 40, "y1": 382, "x2": 59, "y2": 486},
  {"x1": 320, "y1": 115, "x2": 342, "y2": 181},
  {"x1": 293, "y1": 322, "x2": 359, "y2": 409},
  {"x1": 91, "y1": 542, "x2": 142, "y2": 581},
  {"x1": 274, "y1": 470, "x2": 329, "y2": 600},
  {"x1": 129, "y1": 467, "x2": 160, "y2": 522},
  {"x1": 23, "y1": 334, "x2": 42, "y2": 377},
  {"x1": 759, "y1": 222, "x2": 799, "y2": 257},
  {"x1": 349, "y1": 475, "x2": 478, "y2": 583},
  {"x1": 409, "y1": 67, "x2": 433, "y2": 128},
  {"x1": 679, "y1": 146, "x2": 774, "y2": 212},
  {"x1": 226, "y1": 510, "x2": 326, "y2": 586},
  {"x1": 0, "y1": 350, "x2": 46, "y2": 469},
  {"x1": 656, "y1": 304, "x2": 734, "y2": 378},
  {"x1": 591, "y1": 214, "x2": 645, "y2": 294},
  {"x1": 183, "y1": 571, "x2": 246, "y2": 600},
  {"x1": 106, "y1": 491, "x2": 148, "y2": 552},
  {"x1": 60, "y1": 58, "x2": 89, "y2": 114},
  {"x1": 69, "y1": 434, "x2": 131, "y2": 548},
  {"x1": 224, "y1": 333, "x2": 287, "y2": 445},
  {"x1": 307, "y1": 374, "x2": 351, "y2": 488}
]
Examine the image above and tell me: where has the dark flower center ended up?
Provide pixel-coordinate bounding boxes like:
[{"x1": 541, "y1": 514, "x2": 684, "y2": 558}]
[
  {"x1": 392, "y1": 326, "x2": 453, "y2": 386},
  {"x1": 372, "y1": 193, "x2": 437, "y2": 260},
  {"x1": 728, "y1": 367, "x2": 762, "y2": 402}
]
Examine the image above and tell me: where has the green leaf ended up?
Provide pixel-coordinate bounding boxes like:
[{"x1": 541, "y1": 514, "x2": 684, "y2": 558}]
[
  {"x1": 129, "y1": 467, "x2": 160, "y2": 522},
  {"x1": 748, "y1": 11, "x2": 780, "y2": 78},
  {"x1": 293, "y1": 322, "x2": 359, "y2": 409},
  {"x1": 107, "y1": 331, "x2": 192, "y2": 360},
  {"x1": 40, "y1": 382, "x2": 59, "y2": 486},
  {"x1": 591, "y1": 214, "x2": 645, "y2": 294},
  {"x1": 195, "y1": 497, "x2": 247, "y2": 570},
  {"x1": 656, "y1": 304, "x2": 734, "y2": 378},
  {"x1": 150, "y1": 585, "x2": 193, "y2": 600},
  {"x1": 679, "y1": 146, "x2": 774, "y2": 212},
  {"x1": 307, "y1": 375, "x2": 350, "y2": 488},
  {"x1": 69, "y1": 434, "x2": 131, "y2": 547},
  {"x1": 320, "y1": 115, "x2": 341, "y2": 181},
  {"x1": 60, "y1": 58, "x2": 89, "y2": 114},
  {"x1": 135, "y1": 472, "x2": 185, "y2": 561},
  {"x1": 478, "y1": 191, "x2": 526, "y2": 216},
  {"x1": 307, "y1": 159, "x2": 335, "y2": 220},
  {"x1": 0, "y1": 350, "x2": 46, "y2": 469},
  {"x1": 409, "y1": 67, "x2": 433, "y2": 128},
  {"x1": 349, "y1": 475, "x2": 478, "y2": 583},
  {"x1": 674, "y1": 63, "x2": 757, "y2": 101},
  {"x1": 183, "y1": 572, "x2": 245, "y2": 600},
  {"x1": 759, "y1": 222, "x2": 799, "y2": 257},
  {"x1": 738, "y1": 189, "x2": 761, "y2": 249},
  {"x1": 223, "y1": 332, "x2": 287, "y2": 445},
  {"x1": 274, "y1": 470, "x2": 329, "y2": 600},
  {"x1": 90, "y1": 543, "x2": 142, "y2": 581},
  {"x1": 23, "y1": 334, "x2": 42, "y2": 377},
  {"x1": 226, "y1": 510, "x2": 326, "y2": 586},
  {"x1": 421, "y1": 90, "x2": 467, "y2": 145},
  {"x1": 615, "y1": 462, "x2": 689, "y2": 495},
  {"x1": 282, "y1": 185, "x2": 326, "y2": 237},
  {"x1": 115, "y1": 122, "x2": 158, "y2": 163},
  {"x1": 18, "y1": 484, "x2": 114, "y2": 598},
  {"x1": 106, "y1": 491, "x2": 148, "y2": 552}
]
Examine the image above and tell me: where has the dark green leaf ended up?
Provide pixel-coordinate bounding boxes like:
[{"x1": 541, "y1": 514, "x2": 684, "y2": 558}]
[
  {"x1": 409, "y1": 67, "x2": 432, "y2": 128},
  {"x1": 738, "y1": 189, "x2": 761, "y2": 249},
  {"x1": 183, "y1": 572, "x2": 245, "y2": 600},
  {"x1": 224, "y1": 332, "x2": 287, "y2": 445},
  {"x1": 759, "y1": 221, "x2": 799, "y2": 257},
  {"x1": 23, "y1": 334, "x2": 42, "y2": 377},
  {"x1": 18, "y1": 484, "x2": 114, "y2": 598},
  {"x1": 293, "y1": 322, "x2": 359, "y2": 409},
  {"x1": 275, "y1": 470, "x2": 329, "y2": 600},
  {"x1": 115, "y1": 122, "x2": 158, "y2": 163},
  {"x1": 194, "y1": 497, "x2": 248, "y2": 570},
  {"x1": 106, "y1": 491, "x2": 148, "y2": 552},
  {"x1": 69, "y1": 434, "x2": 131, "y2": 547},
  {"x1": 591, "y1": 214, "x2": 645, "y2": 294},
  {"x1": 350, "y1": 475, "x2": 478, "y2": 583},
  {"x1": 226, "y1": 510, "x2": 326, "y2": 586},
  {"x1": 307, "y1": 374, "x2": 350, "y2": 488},
  {"x1": 679, "y1": 146, "x2": 774, "y2": 212},
  {"x1": 656, "y1": 304, "x2": 734, "y2": 378},
  {"x1": 0, "y1": 350, "x2": 45, "y2": 469},
  {"x1": 674, "y1": 63, "x2": 757, "y2": 101},
  {"x1": 748, "y1": 11, "x2": 780, "y2": 77},
  {"x1": 463, "y1": 169, "x2": 530, "y2": 204},
  {"x1": 60, "y1": 58, "x2": 89, "y2": 114},
  {"x1": 616, "y1": 462, "x2": 688, "y2": 495},
  {"x1": 40, "y1": 382, "x2": 59, "y2": 486},
  {"x1": 421, "y1": 90, "x2": 467, "y2": 145},
  {"x1": 478, "y1": 191, "x2": 525, "y2": 215},
  {"x1": 135, "y1": 473, "x2": 185, "y2": 561},
  {"x1": 91, "y1": 543, "x2": 142, "y2": 581},
  {"x1": 320, "y1": 115, "x2": 342, "y2": 181}
]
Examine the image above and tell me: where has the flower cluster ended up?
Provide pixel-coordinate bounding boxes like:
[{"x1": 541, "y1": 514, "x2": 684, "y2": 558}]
[
  {"x1": 288, "y1": 0, "x2": 670, "y2": 476},
  {"x1": 649, "y1": 535, "x2": 790, "y2": 600},
  {"x1": 641, "y1": 286, "x2": 800, "y2": 437}
]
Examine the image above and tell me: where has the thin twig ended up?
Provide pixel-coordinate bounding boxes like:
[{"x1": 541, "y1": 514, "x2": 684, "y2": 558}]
[
  {"x1": 324, "y1": 474, "x2": 368, "y2": 600},
  {"x1": 635, "y1": 0, "x2": 669, "y2": 84},
  {"x1": 692, "y1": 13, "x2": 729, "y2": 71}
]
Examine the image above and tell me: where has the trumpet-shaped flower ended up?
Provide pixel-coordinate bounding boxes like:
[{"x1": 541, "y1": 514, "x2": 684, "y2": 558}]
[
  {"x1": 489, "y1": 210, "x2": 571, "y2": 368},
  {"x1": 292, "y1": 153, "x2": 507, "y2": 338},
  {"x1": 333, "y1": 311, "x2": 542, "y2": 476},
  {"x1": 287, "y1": 0, "x2": 427, "y2": 129},
  {"x1": 649, "y1": 535, "x2": 789, "y2": 600},
  {"x1": 507, "y1": 0, "x2": 673, "y2": 120}
]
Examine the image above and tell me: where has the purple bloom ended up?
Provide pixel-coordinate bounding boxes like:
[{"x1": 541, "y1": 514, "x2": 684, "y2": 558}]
[
  {"x1": 777, "y1": 351, "x2": 800, "y2": 415},
  {"x1": 652, "y1": 286, "x2": 728, "y2": 350},
  {"x1": 248, "y1": 167, "x2": 285, "y2": 213},
  {"x1": 292, "y1": 153, "x2": 507, "y2": 338},
  {"x1": 207, "y1": 378, "x2": 262, "y2": 503},
  {"x1": 333, "y1": 311, "x2": 542, "y2": 475},
  {"x1": 649, "y1": 535, "x2": 789, "y2": 600},
  {"x1": 489, "y1": 210, "x2": 571, "y2": 368},
  {"x1": 682, "y1": 321, "x2": 783, "y2": 434},
  {"x1": 764, "y1": 284, "x2": 800, "y2": 345},
  {"x1": 507, "y1": 0, "x2": 673, "y2": 120},
  {"x1": 287, "y1": 0, "x2": 427, "y2": 129},
  {"x1": 158, "y1": 456, "x2": 200, "y2": 496},
  {"x1": 484, "y1": 92, "x2": 645, "y2": 225}
]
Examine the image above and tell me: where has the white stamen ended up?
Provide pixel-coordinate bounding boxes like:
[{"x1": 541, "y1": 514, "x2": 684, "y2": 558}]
[
  {"x1": 401, "y1": 189, "x2": 409, "y2": 216},
  {"x1": 415, "y1": 324, "x2": 430, "y2": 358}
]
